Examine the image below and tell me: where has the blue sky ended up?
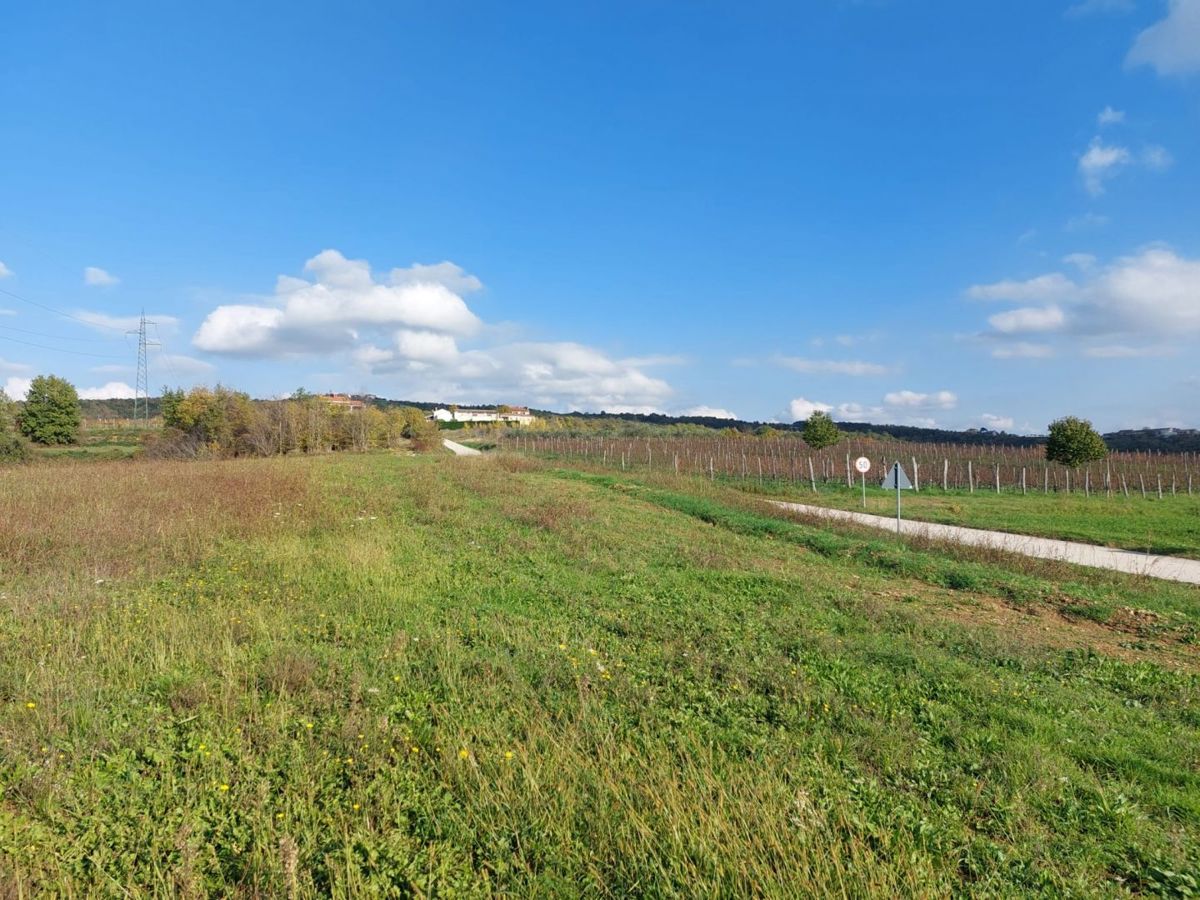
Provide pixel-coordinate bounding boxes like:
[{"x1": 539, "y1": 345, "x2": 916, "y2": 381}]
[{"x1": 1, "y1": 0, "x2": 1198, "y2": 431}]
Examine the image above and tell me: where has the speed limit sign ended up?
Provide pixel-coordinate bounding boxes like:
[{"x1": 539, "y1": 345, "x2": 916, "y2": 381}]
[{"x1": 854, "y1": 456, "x2": 871, "y2": 474}]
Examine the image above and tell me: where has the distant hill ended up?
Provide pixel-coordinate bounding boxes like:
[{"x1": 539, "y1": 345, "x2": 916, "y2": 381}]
[{"x1": 77, "y1": 395, "x2": 1198, "y2": 452}]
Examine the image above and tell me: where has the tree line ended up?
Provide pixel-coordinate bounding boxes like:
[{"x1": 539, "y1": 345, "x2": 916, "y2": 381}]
[
  {"x1": 0, "y1": 379, "x2": 443, "y2": 459},
  {"x1": 0, "y1": 375, "x2": 1113, "y2": 469}
]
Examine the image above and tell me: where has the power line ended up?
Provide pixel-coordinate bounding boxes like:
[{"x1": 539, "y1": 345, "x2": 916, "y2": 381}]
[
  {"x1": 0, "y1": 332, "x2": 126, "y2": 359},
  {"x1": 0, "y1": 285, "x2": 127, "y2": 333},
  {"x1": 0, "y1": 321, "x2": 117, "y2": 343},
  {"x1": 151, "y1": 321, "x2": 180, "y2": 384}
]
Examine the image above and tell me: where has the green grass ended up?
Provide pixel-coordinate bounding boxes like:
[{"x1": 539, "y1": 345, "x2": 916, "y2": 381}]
[
  {"x1": 735, "y1": 478, "x2": 1200, "y2": 560},
  {"x1": 33, "y1": 422, "x2": 147, "y2": 461},
  {"x1": 2, "y1": 453, "x2": 1199, "y2": 895}
]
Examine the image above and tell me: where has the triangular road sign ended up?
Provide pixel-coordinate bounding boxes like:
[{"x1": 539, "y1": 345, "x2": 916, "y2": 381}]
[{"x1": 882, "y1": 462, "x2": 913, "y2": 490}]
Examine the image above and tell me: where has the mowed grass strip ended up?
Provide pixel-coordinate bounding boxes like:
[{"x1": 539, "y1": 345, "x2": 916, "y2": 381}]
[
  {"x1": 0, "y1": 453, "x2": 1197, "y2": 896},
  {"x1": 756, "y1": 477, "x2": 1200, "y2": 560}
]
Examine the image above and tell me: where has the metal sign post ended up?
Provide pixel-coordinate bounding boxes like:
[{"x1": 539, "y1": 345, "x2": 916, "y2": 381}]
[
  {"x1": 854, "y1": 456, "x2": 871, "y2": 508},
  {"x1": 881, "y1": 461, "x2": 913, "y2": 534}
]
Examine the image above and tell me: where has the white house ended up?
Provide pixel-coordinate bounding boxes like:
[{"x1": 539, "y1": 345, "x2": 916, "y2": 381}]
[{"x1": 430, "y1": 406, "x2": 535, "y2": 425}]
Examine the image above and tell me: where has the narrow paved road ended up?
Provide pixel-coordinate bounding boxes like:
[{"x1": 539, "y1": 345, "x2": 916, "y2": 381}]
[
  {"x1": 768, "y1": 500, "x2": 1200, "y2": 586},
  {"x1": 442, "y1": 438, "x2": 482, "y2": 457}
]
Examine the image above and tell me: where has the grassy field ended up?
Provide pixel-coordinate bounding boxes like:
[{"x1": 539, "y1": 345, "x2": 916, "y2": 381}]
[
  {"x1": 2, "y1": 453, "x2": 1199, "y2": 895},
  {"x1": 33, "y1": 422, "x2": 147, "y2": 462},
  {"x1": 753, "y1": 481, "x2": 1200, "y2": 560}
]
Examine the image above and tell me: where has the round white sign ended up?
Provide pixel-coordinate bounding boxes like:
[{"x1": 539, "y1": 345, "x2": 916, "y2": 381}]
[{"x1": 854, "y1": 456, "x2": 871, "y2": 474}]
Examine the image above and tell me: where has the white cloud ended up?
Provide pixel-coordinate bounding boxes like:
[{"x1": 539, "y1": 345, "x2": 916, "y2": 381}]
[
  {"x1": 680, "y1": 405, "x2": 738, "y2": 419},
  {"x1": 788, "y1": 397, "x2": 833, "y2": 420},
  {"x1": 197, "y1": 250, "x2": 677, "y2": 412},
  {"x1": 1142, "y1": 144, "x2": 1173, "y2": 170},
  {"x1": 975, "y1": 247, "x2": 1200, "y2": 350},
  {"x1": 153, "y1": 353, "x2": 216, "y2": 377},
  {"x1": 800, "y1": 390, "x2": 957, "y2": 427},
  {"x1": 979, "y1": 414, "x2": 1015, "y2": 430},
  {"x1": 1079, "y1": 138, "x2": 1133, "y2": 195},
  {"x1": 883, "y1": 390, "x2": 957, "y2": 410},
  {"x1": 1083, "y1": 343, "x2": 1177, "y2": 358},
  {"x1": 195, "y1": 249, "x2": 482, "y2": 358},
  {"x1": 1063, "y1": 253, "x2": 1097, "y2": 271},
  {"x1": 0, "y1": 357, "x2": 31, "y2": 374},
  {"x1": 991, "y1": 342, "x2": 1055, "y2": 359},
  {"x1": 1066, "y1": 0, "x2": 1135, "y2": 17},
  {"x1": 0, "y1": 261, "x2": 12, "y2": 279},
  {"x1": 3, "y1": 377, "x2": 32, "y2": 400},
  {"x1": 774, "y1": 356, "x2": 890, "y2": 376},
  {"x1": 83, "y1": 266, "x2": 119, "y2": 287},
  {"x1": 387, "y1": 261, "x2": 483, "y2": 295},
  {"x1": 73, "y1": 310, "x2": 181, "y2": 334},
  {"x1": 1127, "y1": 0, "x2": 1200, "y2": 75},
  {"x1": 393, "y1": 329, "x2": 460, "y2": 364},
  {"x1": 988, "y1": 305, "x2": 1067, "y2": 334},
  {"x1": 78, "y1": 381, "x2": 137, "y2": 400},
  {"x1": 1097, "y1": 105, "x2": 1126, "y2": 126},
  {"x1": 966, "y1": 272, "x2": 1077, "y2": 303}
]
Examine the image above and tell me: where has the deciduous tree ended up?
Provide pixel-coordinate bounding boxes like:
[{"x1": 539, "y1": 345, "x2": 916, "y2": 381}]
[{"x1": 19, "y1": 375, "x2": 81, "y2": 445}]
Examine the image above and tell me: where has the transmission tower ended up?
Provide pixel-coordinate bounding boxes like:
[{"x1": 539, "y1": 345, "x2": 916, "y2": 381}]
[{"x1": 127, "y1": 311, "x2": 159, "y2": 426}]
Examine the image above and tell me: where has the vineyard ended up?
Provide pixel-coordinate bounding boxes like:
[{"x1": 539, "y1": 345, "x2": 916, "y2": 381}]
[{"x1": 501, "y1": 434, "x2": 1199, "y2": 498}]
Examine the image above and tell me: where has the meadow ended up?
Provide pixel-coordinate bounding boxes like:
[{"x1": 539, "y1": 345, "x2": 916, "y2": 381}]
[{"x1": 1, "y1": 451, "x2": 1198, "y2": 896}]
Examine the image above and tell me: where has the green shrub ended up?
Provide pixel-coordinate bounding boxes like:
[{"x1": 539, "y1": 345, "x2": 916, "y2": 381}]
[{"x1": 1045, "y1": 416, "x2": 1107, "y2": 468}]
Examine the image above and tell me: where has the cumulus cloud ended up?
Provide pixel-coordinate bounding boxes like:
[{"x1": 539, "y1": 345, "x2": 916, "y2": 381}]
[
  {"x1": 355, "y1": 339, "x2": 673, "y2": 412},
  {"x1": 0, "y1": 261, "x2": 13, "y2": 279},
  {"x1": 789, "y1": 390, "x2": 957, "y2": 426},
  {"x1": 153, "y1": 352, "x2": 216, "y2": 377},
  {"x1": 1082, "y1": 343, "x2": 1176, "y2": 358},
  {"x1": 3, "y1": 377, "x2": 32, "y2": 400},
  {"x1": 1063, "y1": 253, "x2": 1097, "y2": 271},
  {"x1": 78, "y1": 381, "x2": 137, "y2": 400},
  {"x1": 991, "y1": 342, "x2": 1055, "y2": 359},
  {"x1": 1097, "y1": 105, "x2": 1126, "y2": 126},
  {"x1": 988, "y1": 305, "x2": 1067, "y2": 334},
  {"x1": 83, "y1": 266, "x2": 119, "y2": 287},
  {"x1": 966, "y1": 273, "x2": 1077, "y2": 303},
  {"x1": 1078, "y1": 138, "x2": 1133, "y2": 195},
  {"x1": 883, "y1": 390, "x2": 957, "y2": 410},
  {"x1": 1077, "y1": 133, "x2": 1171, "y2": 195},
  {"x1": 788, "y1": 397, "x2": 833, "y2": 420},
  {"x1": 1127, "y1": 0, "x2": 1200, "y2": 75},
  {"x1": 680, "y1": 405, "x2": 738, "y2": 419},
  {"x1": 195, "y1": 250, "x2": 678, "y2": 412},
  {"x1": 73, "y1": 310, "x2": 181, "y2": 334},
  {"x1": 195, "y1": 249, "x2": 481, "y2": 358},
  {"x1": 774, "y1": 356, "x2": 891, "y2": 376},
  {"x1": 973, "y1": 247, "x2": 1200, "y2": 351},
  {"x1": 979, "y1": 413, "x2": 1015, "y2": 430}
]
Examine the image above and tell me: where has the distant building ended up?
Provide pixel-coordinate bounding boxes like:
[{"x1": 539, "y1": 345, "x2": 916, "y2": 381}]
[
  {"x1": 431, "y1": 405, "x2": 535, "y2": 425},
  {"x1": 321, "y1": 393, "x2": 366, "y2": 411}
]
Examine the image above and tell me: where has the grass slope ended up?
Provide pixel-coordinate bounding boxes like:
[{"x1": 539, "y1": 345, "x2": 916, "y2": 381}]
[
  {"x1": 744, "y1": 480, "x2": 1200, "y2": 560},
  {"x1": 1, "y1": 454, "x2": 1198, "y2": 896}
]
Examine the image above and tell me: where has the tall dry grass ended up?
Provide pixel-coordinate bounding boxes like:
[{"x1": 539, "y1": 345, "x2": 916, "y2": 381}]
[{"x1": 0, "y1": 457, "x2": 315, "y2": 579}]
